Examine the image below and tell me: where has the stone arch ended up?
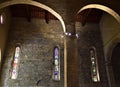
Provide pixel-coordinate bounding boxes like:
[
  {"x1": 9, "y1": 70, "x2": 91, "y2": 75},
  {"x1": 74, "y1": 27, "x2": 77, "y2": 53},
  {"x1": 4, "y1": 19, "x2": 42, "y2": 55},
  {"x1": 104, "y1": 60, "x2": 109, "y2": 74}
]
[
  {"x1": 77, "y1": 4, "x2": 120, "y2": 70},
  {"x1": 0, "y1": 0, "x2": 66, "y2": 32},
  {"x1": 77, "y1": 4, "x2": 120, "y2": 87},
  {"x1": 77, "y1": 4, "x2": 120, "y2": 23},
  {"x1": 0, "y1": 1, "x2": 66, "y2": 87}
]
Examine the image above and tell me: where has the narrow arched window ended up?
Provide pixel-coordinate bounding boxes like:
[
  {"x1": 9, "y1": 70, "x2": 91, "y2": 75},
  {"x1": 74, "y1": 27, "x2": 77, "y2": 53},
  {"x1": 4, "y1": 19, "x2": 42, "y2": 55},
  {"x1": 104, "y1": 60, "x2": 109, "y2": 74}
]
[
  {"x1": 90, "y1": 47, "x2": 100, "y2": 82},
  {"x1": 0, "y1": 14, "x2": 4, "y2": 24},
  {"x1": 11, "y1": 45, "x2": 21, "y2": 79},
  {"x1": 53, "y1": 46, "x2": 60, "y2": 81}
]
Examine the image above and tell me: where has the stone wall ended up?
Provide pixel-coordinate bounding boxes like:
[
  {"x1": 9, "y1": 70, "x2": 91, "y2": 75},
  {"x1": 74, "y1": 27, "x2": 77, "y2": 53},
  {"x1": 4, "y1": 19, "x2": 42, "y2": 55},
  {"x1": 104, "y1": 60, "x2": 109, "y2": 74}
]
[
  {"x1": 76, "y1": 22, "x2": 109, "y2": 87},
  {"x1": 1, "y1": 17, "x2": 64, "y2": 87},
  {"x1": 0, "y1": 8, "x2": 10, "y2": 61},
  {"x1": 100, "y1": 12, "x2": 120, "y2": 87},
  {"x1": 100, "y1": 12, "x2": 120, "y2": 59}
]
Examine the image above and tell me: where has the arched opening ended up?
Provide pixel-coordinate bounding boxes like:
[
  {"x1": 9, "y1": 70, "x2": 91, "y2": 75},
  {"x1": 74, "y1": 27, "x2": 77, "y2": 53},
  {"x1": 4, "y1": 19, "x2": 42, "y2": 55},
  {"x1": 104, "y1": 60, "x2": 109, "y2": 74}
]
[
  {"x1": 76, "y1": 4, "x2": 120, "y2": 87},
  {"x1": 0, "y1": 0, "x2": 66, "y2": 32},
  {"x1": 77, "y1": 4, "x2": 120, "y2": 23},
  {"x1": 0, "y1": 1, "x2": 65, "y2": 87},
  {"x1": 111, "y1": 43, "x2": 120, "y2": 87},
  {"x1": 90, "y1": 47, "x2": 100, "y2": 82}
]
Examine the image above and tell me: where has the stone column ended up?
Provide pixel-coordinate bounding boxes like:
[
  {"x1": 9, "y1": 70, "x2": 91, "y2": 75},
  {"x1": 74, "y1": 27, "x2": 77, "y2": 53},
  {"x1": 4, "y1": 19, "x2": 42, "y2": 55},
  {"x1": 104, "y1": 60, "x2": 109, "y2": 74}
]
[{"x1": 64, "y1": 23, "x2": 79, "y2": 87}]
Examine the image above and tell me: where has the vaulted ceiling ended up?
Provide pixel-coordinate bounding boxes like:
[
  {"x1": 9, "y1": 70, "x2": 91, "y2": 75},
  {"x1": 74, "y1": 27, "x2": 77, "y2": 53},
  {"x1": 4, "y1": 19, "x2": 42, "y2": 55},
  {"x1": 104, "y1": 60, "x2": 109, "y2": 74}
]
[{"x1": 10, "y1": 4, "x2": 103, "y2": 25}]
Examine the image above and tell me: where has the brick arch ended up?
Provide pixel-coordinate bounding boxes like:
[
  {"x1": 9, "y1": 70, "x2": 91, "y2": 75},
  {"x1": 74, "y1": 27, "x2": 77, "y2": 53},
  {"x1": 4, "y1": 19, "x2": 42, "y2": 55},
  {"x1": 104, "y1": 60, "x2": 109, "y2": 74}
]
[
  {"x1": 0, "y1": 0, "x2": 66, "y2": 32},
  {"x1": 77, "y1": 4, "x2": 120, "y2": 23}
]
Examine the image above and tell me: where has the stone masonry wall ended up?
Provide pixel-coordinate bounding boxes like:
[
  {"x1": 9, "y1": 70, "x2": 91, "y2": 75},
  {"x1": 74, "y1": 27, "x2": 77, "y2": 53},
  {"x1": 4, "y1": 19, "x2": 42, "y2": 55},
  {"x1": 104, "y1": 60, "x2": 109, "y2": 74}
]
[
  {"x1": 76, "y1": 22, "x2": 109, "y2": 87},
  {"x1": 1, "y1": 18, "x2": 64, "y2": 87}
]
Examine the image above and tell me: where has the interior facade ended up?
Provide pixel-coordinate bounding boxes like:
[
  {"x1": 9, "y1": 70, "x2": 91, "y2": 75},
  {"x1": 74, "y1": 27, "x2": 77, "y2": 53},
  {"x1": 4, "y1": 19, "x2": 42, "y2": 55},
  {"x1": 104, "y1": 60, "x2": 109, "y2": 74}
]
[{"x1": 0, "y1": 0, "x2": 120, "y2": 87}]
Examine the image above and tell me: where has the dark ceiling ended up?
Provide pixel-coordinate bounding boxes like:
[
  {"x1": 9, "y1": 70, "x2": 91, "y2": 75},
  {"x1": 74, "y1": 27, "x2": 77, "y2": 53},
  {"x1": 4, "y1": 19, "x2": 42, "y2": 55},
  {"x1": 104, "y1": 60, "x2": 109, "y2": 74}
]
[
  {"x1": 77, "y1": 9, "x2": 103, "y2": 25},
  {"x1": 10, "y1": 4, "x2": 103, "y2": 25}
]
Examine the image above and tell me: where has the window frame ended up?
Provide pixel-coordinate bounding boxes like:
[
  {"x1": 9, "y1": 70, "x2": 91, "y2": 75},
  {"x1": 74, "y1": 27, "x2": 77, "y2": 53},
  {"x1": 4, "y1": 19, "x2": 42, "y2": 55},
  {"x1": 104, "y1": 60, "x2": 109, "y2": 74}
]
[
  {"x1": 11, "y1": 45, "x2": 21, "y2": 79},
  {"x1": 90, "y1": 47, "x2": 100, "y2": 82},
  {"x1": 53, "y1": 46, "x2": 60, "y2": 81}
]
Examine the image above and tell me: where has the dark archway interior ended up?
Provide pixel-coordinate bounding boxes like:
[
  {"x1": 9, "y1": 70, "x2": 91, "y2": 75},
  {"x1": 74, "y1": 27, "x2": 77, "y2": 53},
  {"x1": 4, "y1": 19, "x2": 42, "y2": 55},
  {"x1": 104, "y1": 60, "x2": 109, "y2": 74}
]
[{"x1": 111, "y1": 43, "x2": 120, "y2": 85}]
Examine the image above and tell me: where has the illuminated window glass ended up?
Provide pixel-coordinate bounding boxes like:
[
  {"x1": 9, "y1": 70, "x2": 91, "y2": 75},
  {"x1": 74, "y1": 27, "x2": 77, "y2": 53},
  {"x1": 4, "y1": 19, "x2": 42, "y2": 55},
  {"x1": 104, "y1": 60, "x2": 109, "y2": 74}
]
[
  {"x1": 11, "y1": 45, "x2": 21, "y2": 79},
  {"x1": 53, "y1": 46, "x2": 60, "y2": 81},
  {"x1": 0, "y1": 14, "x2": 4, "y2": 24},
  {"x1": 90, "y1": 47, "x2": 100, "y2": 82}
]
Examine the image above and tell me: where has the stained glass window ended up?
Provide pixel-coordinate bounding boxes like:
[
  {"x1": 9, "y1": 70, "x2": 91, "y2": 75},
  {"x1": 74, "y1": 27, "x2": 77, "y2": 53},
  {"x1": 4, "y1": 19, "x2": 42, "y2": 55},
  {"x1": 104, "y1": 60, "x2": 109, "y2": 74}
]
[
  {"x1": 11, "y1": 45, "x2": 21, "y2": 79},
  {"x1": 53, "y1": 46, "x2": 60, "y2": 81},
  {"x1": 90, "y1": 47, "x2": 100, "y2": 82}
]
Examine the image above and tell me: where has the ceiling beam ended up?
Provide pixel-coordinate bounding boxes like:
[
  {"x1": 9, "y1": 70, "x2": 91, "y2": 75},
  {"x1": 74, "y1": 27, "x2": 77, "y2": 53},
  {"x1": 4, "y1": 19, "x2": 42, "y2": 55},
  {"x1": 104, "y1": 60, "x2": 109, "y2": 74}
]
[{"x1": 45, "y1": 10, "x2": 49, "y2": 24}]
